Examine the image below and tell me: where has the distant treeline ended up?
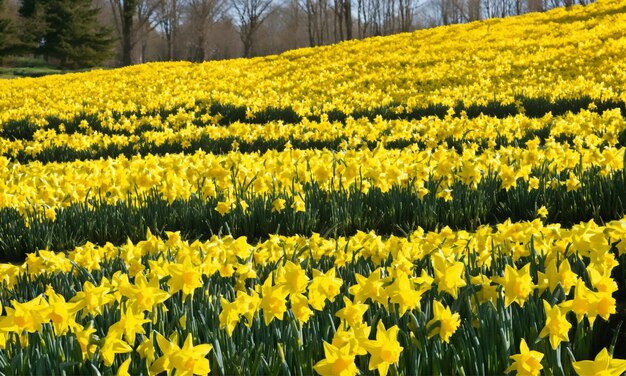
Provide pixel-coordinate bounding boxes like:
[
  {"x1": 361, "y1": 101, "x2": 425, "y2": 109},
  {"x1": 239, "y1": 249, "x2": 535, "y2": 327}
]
[{"x1": 0, "y1": 0, "x2": 593, "y2": 68}]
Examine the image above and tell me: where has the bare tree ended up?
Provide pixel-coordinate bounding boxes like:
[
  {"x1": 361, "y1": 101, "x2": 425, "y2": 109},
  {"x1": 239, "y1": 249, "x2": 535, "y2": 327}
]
[
  {"x1": 526, "y1": 0, "x2": 544, "y2": 11},
  {"x1": 155, "y1": 0, "x2": 182, "y2": 60},
  {"x1": 110, "y1": 0, "x2": 136, "y2": 65},
  {"x1": 467, "y1": 0, "x2": 480, "y2": 20},
  {"x1": 341, "y1": 0, "x2": 351, "y2": 38},
  {"x1": 297, "y1": 0, "x2": 352, "y2": 46},
  {"x1": 398, "y1": 0, "x2": 413, "y2": 31},
  {"x1": 439, "y1": 0, "x2": 466, "y2": 24},
  {"x1": 356, "y1": 0, "x2": 369, "y2": 37},
  {"x1": 184, "y1": 0, "x2": 226, "y2": 61},
  {"x1": 286, "y1": 0, "x2": 302, "y2": 49},
  {"x1": 103, "y1": 0, "x2": 594, "y2": 64},
  {"x1": 300, "y1": 0, "x2": 316, "y2": 46},
  {"x1": 109, "y1": 0, "x2": 159, "y2": 65},
  {"x1": 232, "y1": 0, "x2": 273, "y2": 57}
]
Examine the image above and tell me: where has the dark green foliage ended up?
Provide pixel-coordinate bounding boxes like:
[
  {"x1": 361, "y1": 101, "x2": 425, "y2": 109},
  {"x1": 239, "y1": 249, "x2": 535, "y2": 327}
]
[
  {"x1": 618, "y1": 128, "x2": 626, "y2": 148},
  {"x1": 0, "y1": 239, "x2": 623, "y2": 375},
  {"x1": 0, "y1": 0, "x2": 22, "y2": 58},
  {"x1": 2, "y1": 95, "x2": 624, "y2": 143},
  {"x1": 1, "y1": 95, "x2": 624, "y2": 165},
  {"x1": 1, "y1": 166, "x2": 626, "y2": 262},
  {"x1": 16, "y1": 0, "x2": 49, "y2": 54},
  {"x1": 0, "y1": 17, "x2": 14, "y2": 56},
  {"x1": 0, "y1": 118, "x2": 39, "y2": 141},
  {"x1": 18, "y1": 0, "x2": 113, "y2": 68},
  {"x1": 0, "y1": 121, "x2": 598, "y2": 165},
  {"x1": 18, "y1": 0, "x2": 41, "y2": 17},
  {"x1": 206, "y1": 103, "x2": 303, "y2": 124}
]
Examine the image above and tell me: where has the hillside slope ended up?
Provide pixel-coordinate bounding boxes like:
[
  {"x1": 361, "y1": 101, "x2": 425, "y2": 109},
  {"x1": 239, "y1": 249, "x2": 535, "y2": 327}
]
[
  {"x1": 0, "y1": 1, "x2": 625, "y2": 375},
  {"x1": 0, "y1": 0, "x2": 625, "y2": 124}
]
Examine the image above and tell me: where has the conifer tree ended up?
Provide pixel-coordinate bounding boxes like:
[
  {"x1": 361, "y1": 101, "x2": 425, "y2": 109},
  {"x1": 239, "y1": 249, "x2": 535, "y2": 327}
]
[
  {"x1": 0, "y1": 0, "x2": 19, "y2": 57},
  {"x1": 19, "y1": 0, "x2": 114, "y2": 68}
]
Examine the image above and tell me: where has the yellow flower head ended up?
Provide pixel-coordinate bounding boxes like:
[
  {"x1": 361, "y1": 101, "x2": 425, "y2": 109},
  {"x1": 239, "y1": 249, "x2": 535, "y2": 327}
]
[
  {"x1": 313, "y1": 342, "x2": 358, "y2": 376},
  {"x1": 386, "y1": 271, "x2": 423, "y2": 316},
  {"x1": 271, "y1": 198, "x2": 286, "y2": 213},
  {"x1": 432, "y1": 251, "x2": 467, "y2": 299},
  {"x1": 497, "y1": 264, "x2": 535, "y2": 308},
  {"x1": 108, "y1": 306, "x2": 150, "y2": 344},
  {"x1": 363, "y1": 321, "x2": 403, "y2": 376},
  {"x1": 275, "y1": 260, "x2": 309, "y2": 296},
  {"x1": 167, "y1": 257, "x2": 203, "y2": 300},
  {"x1": 539, "y1": 300, "x2": 571, "y2": 350},
  {"x1": 290, "y1": 293, "x2": 314, "y2": 324},
  {"x1": 505, "y1": 338, "x2": 544, "y2": 376},
  {"x1": 348, "y1": 268, "x2": 388, "y2": 306},
  {"x1": 537, "y1": 205, "x2": 548, "y2": 218},
  {"x1": 332, "y1": 322, "x2": 371, "y2": 356},
  {"x1": 336, "y1": 296, "x2": 368, "y2": 327},
  {"x1": 99, "y1": 331, "x2": 133, "y2": 367},
  {"x1": 427, "y1": 300, "x2": 461, "y2": 343},
  {"x1": 572, "y1": 348, "x2": 626, "y2": 376},
  {"x1": 309, "y1": 268, "x2": 343, "y2": 311},
  {"x1": 151, "y1": 333, "x2": 212, "y2": 376},
  {"x1": 259, "y1": 277, "x2": 289, "y2": 325},
  {"x1": 219, "y1": 297, "x2": 241, "y2": 336}
]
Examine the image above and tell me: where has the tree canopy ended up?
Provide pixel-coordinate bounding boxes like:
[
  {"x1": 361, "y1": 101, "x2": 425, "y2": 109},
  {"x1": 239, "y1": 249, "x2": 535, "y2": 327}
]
[{"x1": 19, "y1": 0, "x2": 114, "y2": 68}]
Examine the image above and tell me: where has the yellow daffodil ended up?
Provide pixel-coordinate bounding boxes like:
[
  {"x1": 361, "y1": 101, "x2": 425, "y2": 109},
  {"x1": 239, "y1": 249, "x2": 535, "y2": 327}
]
[
  {"x1": 167, "y1": 257, "x2": 203, "y2": 300},
  {"x1": 120, "y1": 273, "x2": 170, "y2": 312},
  {"x1": 275, "y1": 260, "x2": 309, "y2": 296},
  {"x1": 292, "y1": 196, "x2": 306, "y2": 212},
  {"x1": 137, "y1": 332, "x2": 157, "y2": 366},
  {"x1": 559, "y1": 279, "x2": 594, "y2": 323},
  {"x1": 348, "y1": 268, "x2": 388, "y2": 306},
  {"x1": 117, "y1": 357, "x2": 132, "y2": 376},
  {"x1": 290, "y1": 293, "x2": 314, "y2": 324},
  {"x1": 271, "y1": 198, "x2": 286, "y2": 213},
  {"x1": 108, "y1": 306, "x2": 151, "y2": 344},
  {"x1": 71, "y1": 281, "x2": 115, "y2": 317},
  {"x1": 496, "y1": 264, "x2": 535, "y2": 308},
  {"x1": 427, "y1": 300, "x2": 461, "y2": 343},
  {"x1": 309, "y1": 268, "x2": 343, "y2": 310},
  {"x1": 537, "y1": 205, "x2": 548, "y2": 218},
  {"x1": 335, "y1": 296, "x2": 368, "y2": 327},
  {"x1": 73, "y1": 322, "x2": 98, "y2": 360},
  {"x1": 151, "y1": 333, "x2": 213, "y2": 376},
  {"x1": 332, "y1": 322, "x2": 371, "y2": 356},
  {"x1": 219, "y1": 297, "x2": 241, "y2": 336},
  {"x1": 363, "y1": 321, "x2": 403, "y2": 376},
  {"x1": 572, "y1": 348, "x2": 626, "y2": 376},
  {"x1": 45, "y1": 288, "x2": 81, "y2": 336},
  {"x1": 386, "y1": 270, "x2": 423, "y2": 316},
  {"x1": 313, "y1": 342, "x2": 358, "y2": 376},
  {"x1": 259, "y1": 277, "x2": 289, "y2": 325},
  {"x1": 99, "y1": 331, "x2": 133, "y2": 367},
  {"x1": 539, "y1": 300, "x2": 571, "y2": 350},
  {"x1": 505, "y1": 338, "x2": 543, "y2": 376},
  {"x1": 432, "y1": 251, "x2": 467, "y2": 299}
]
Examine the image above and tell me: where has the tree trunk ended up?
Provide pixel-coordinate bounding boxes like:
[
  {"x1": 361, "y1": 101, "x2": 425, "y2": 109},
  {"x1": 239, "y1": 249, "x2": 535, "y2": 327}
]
[
  {"x1": 122, "y1": 0, "x2": 136, "y2": 65},
  {"x1": 343, "y1": 0, "x2": 352, "y2": 39},
  {"x1": 306, "y1": 0, "x2": 316, "y2": 46},
  {"x1": 243, "y1": 32, "x2": 252, "y2": 57},
  {"x1": 334, "y1": 0, "x2": 343, "y2": 41}
]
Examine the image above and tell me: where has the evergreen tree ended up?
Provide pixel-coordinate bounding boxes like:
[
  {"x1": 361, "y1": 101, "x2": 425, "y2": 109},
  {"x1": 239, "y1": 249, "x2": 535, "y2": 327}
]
[
  {"x1": 19, "y1": 0, "x2": 114, "y2": 68},
  {"x1": 0, "y1": 0, "x2": 20, "y2": 58},
  {"x1": 17, "y1": 0, "x2": 48, "y2": 54}
]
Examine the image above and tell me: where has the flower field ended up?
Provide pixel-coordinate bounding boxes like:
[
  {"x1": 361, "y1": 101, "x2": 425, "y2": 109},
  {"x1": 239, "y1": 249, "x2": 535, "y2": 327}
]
[{"x1": 1, "y1": 0, "x2": 626, "y2": 375}]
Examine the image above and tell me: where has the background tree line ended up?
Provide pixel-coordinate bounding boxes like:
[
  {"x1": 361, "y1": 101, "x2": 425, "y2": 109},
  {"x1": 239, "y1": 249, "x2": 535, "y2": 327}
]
[{"x1": 0, "y1": 0, "x2": 593, "y2": 68}]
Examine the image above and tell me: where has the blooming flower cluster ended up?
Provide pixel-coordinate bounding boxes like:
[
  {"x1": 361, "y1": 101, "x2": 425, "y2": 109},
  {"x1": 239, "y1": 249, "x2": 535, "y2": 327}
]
[{"x1": 1, "y1": 0, "x2": 625, "y2": 374}]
